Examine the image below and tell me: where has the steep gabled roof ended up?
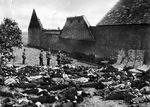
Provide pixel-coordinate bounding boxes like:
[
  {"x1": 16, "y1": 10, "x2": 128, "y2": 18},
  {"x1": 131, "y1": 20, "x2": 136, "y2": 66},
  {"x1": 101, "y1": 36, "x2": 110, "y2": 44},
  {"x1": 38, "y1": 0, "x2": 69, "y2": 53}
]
[
  {"x1": 28, "y1": 9, "x2": 43, "y2": 29},
  {"x1": 60, "y1": 15, "x2": 95, "y2": 41},
  {"x1": 97, "y1": 0, "x2": 150, "y2": 26}
]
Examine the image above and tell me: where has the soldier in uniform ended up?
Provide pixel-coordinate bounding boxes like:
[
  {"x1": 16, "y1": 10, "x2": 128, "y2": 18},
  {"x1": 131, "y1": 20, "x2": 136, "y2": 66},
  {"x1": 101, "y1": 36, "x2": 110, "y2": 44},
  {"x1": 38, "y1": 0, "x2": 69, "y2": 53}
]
[
  {"x1": 0, "y1": 53, "x2": 2, "y2": 71},
  {"x1": 22, "y1": 49, "x2": 26, "y2": 64},
  {"x1": 46, "y1": 48, "x2": 51, "y2": 66},
  {"x1": 57, "y1": 50, "x2": 61, "y2": 66},
  {"x1": 39, "y1": 49, "x2": 44, "y2": 66}
]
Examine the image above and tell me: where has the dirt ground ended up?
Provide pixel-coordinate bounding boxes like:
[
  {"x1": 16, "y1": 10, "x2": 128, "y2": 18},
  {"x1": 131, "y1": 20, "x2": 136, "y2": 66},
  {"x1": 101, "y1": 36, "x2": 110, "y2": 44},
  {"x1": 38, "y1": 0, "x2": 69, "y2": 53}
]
[
  {"x1": 11, "y1": 46, "x2": 96, "y2": 68},
  {"x1": 8, "y1": 46, "x2": 129, "y2": 107},
  {"x1": 5, "y1": 34, "x2": 150, "y2": 107}
]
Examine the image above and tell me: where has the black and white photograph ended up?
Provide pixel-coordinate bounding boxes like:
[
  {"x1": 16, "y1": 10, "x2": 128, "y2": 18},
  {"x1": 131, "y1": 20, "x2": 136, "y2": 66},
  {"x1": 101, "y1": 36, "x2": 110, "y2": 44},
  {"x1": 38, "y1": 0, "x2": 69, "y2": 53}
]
[{"x1": 1, "y1": 0, "x2": 150, "y2": 107}]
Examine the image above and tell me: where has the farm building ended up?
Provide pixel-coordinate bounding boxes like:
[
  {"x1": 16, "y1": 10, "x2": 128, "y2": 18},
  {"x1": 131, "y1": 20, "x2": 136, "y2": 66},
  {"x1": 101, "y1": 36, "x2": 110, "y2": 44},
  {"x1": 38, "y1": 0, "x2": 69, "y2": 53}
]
[
  {"x1": 28, "y1": 9, "x2": 61, "y2": 48},
  {"x1": 28, "y1": 0, "x2": 150, "y2": 64}
]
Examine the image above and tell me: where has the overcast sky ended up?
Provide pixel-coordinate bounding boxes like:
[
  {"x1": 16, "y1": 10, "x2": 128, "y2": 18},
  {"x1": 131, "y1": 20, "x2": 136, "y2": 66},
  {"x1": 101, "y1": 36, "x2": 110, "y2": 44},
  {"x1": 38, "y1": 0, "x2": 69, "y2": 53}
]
[{"x1": 0, "y1": 0, "x2": 119, "y2": 31}]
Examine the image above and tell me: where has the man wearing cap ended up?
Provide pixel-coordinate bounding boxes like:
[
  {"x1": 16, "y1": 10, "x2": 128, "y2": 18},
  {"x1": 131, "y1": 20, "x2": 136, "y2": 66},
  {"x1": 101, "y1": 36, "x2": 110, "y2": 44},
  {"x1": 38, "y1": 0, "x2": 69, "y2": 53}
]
[
  {"x1": 57, "y1": 51, "x2": 61, "y2": 66},
  {"x1": 22, "y1": 49, "x2": 26, "y2": 64},
  {"x1": 46, "y1": 48, "x2": 51, "y2": 66},
  {"x1": 39, "y1": 49, "x2": 44, "y2": 66}
]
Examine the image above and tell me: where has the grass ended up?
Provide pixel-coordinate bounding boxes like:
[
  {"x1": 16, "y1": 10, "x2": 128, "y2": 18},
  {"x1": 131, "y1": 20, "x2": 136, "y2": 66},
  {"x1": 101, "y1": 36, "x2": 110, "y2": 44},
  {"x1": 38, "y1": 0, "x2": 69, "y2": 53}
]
[
  {"x1": 9, "y1": 33, "x2": 94, "y2": 67},
  {"x1": 7, "y1": 33, "x2": 128, "y2": 107},
  {"x1": 12, "y1": 47, "x2": 57, "y2": 66},
  {"x1": 3, "y1": 33, "x2": 133, "y2": 107},
  {"x1": 2, "y1": 32, "x2": 150, "y2": 107},
  {"x1": 9, "y1": 33, "x2": 57, "y2": 66}
]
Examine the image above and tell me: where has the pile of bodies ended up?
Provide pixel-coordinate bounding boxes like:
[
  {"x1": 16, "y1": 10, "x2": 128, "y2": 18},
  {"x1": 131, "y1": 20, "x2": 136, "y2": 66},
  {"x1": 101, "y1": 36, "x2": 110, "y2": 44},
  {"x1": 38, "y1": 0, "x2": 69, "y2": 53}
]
[
  {"x1": 1, "y1": 63, "x2": 150, "y2": 107},
  {"x1": 0, "y1": 64, "x2": 104, "y2": 107}
]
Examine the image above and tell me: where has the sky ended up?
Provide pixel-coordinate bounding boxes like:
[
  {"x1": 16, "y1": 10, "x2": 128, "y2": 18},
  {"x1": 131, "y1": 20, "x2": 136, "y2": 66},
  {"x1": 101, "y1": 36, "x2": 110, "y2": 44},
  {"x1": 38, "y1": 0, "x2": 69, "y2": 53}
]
[{"x1": 0, "y1": 0, "x2": 119, "y2": 32}]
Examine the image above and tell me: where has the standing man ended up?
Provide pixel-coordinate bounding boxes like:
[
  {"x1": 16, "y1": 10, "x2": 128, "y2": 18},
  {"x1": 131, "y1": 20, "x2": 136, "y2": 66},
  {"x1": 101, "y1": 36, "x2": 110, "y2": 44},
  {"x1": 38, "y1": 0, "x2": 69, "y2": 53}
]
[
  {"x1": 39, "y1": 49, "x2": 44, "y2": 66},
  {"x1": 57, "y1": 50, "x2": 61, "y2": 66},
  {"x1": 22, "y1": 49, "x2": 26, "y2": 64},
  {"x1": 0, "y1": 53, "x2": 2, "y2": 71},
  {"x1": 46, "y1": 48, "x2": 51, "y2": 66}
]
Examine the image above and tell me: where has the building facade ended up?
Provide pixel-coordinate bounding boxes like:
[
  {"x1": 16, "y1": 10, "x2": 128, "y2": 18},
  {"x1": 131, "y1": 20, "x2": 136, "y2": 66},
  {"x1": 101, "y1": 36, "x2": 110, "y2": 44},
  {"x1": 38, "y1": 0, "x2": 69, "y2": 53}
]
[{"x1": 28, "y1": 0, "x2": 150, "y2": 64}]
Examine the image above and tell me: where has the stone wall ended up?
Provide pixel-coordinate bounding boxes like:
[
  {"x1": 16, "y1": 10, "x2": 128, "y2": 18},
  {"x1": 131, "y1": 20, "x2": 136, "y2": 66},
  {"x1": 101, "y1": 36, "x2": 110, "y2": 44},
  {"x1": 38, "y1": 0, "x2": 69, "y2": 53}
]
[
  {"x1": 28, "y1": 28, "x2": 42, "y2": 47},
  {"x1": 28, "y1": 23, "x2": 150, "y2": 64},
  {"x1": 91, "y1": 24, "x2": 150, "y2": 58},
  {"x1": 40, "y1": 32, "x2": 60, "y2": 50},
  {"x1": 57, "y1": 38, "x2": 95, "y2": 55}
]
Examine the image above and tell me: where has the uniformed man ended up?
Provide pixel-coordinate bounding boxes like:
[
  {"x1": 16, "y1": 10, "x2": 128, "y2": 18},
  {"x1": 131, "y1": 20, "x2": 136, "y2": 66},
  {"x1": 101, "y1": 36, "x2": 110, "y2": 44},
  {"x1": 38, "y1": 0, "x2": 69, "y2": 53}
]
[
  {"x1": 22, "y1": 49, "x2": 26, "y2": 64},
  {"x1": 39, "y1": 49, "x2": 44, "y2": 66},
  {"x1": 0, "y1": 53, "x2": 2, "y2": 71},
  {"x1": 46, "y1": 48, "x2": 51, "y2": 66},
  {"x1": 57, "y1": 50, "x2": 61, "y2": 66}
]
